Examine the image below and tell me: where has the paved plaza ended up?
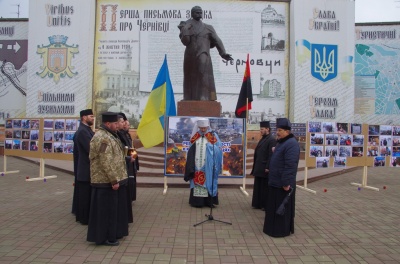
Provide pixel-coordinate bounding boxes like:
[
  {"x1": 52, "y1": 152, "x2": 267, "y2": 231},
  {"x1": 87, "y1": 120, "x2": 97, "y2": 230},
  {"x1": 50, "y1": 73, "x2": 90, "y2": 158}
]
[{"x1": 0, "y1": 156, "x2": 399, "y2": 263}]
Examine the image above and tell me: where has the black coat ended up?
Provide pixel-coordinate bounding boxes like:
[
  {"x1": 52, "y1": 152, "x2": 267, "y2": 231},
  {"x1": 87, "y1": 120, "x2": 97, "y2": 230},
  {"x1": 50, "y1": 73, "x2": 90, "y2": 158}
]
[
  {"x1": 73, "y1": 123, "x2": 94, "y2": 182},
  {"x1": 268, "y1": 134, "x2": 300, "y2": 188},
  {"x1": 250, "y1": 134, "x2": 276, "y2": 177}
]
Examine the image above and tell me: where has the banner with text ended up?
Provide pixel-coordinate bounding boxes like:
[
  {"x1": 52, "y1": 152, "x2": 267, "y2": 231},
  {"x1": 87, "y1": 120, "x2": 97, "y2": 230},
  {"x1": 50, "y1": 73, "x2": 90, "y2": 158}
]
[
  {"x1": 93, "y1": 0, "x2": 289, "y2": 126},
  {"x1": 0, "y1": 20, "x2": 28, "y2": 125},
  {"x1": 26, "y1": 0, "x2": 96, "y2": 117}
]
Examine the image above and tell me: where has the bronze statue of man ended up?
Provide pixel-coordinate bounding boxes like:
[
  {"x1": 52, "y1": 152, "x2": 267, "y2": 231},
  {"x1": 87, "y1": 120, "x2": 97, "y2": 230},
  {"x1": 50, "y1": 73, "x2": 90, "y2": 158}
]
[{"x1": 179, "y1": 6, "x2": 233, "y2": 101}]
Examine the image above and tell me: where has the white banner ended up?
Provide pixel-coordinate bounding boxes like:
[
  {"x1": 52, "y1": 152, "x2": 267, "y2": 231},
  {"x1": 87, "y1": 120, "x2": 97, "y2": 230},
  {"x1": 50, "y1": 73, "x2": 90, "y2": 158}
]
[{"x1": 26, "y1": 0, "x2": 96, "y2": 117}]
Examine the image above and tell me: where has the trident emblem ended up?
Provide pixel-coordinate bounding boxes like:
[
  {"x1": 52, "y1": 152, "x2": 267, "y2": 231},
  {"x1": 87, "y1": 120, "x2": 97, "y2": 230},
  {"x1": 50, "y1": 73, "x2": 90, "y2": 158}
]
[{"x1": 311, "y1": 44, "x2": 337, "y2": 82}]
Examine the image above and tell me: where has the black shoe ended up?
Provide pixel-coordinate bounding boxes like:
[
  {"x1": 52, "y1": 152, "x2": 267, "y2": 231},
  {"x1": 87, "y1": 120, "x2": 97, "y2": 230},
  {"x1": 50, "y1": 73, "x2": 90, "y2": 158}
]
[{"x1": 103, "y1": 240, "x2": 119, "y2": 246}]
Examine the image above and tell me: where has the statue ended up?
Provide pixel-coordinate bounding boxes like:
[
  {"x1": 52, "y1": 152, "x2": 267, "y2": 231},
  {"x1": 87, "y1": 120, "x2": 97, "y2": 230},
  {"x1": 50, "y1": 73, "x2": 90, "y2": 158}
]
[{"x1": 179, "y1": 6, "x2": 233, "y2": 101}]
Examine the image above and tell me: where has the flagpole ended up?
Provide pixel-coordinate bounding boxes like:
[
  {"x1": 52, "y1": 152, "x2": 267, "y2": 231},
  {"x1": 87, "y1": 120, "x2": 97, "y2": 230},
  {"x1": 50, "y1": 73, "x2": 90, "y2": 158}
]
[{"x1": 240, "y1": 98, "x2": 249, "y2": 196}]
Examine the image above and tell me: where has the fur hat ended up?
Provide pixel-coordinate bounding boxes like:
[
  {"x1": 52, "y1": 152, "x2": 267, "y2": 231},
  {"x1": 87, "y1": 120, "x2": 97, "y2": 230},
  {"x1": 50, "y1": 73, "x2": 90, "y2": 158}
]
[{"x1": 276, "y1": 118, "x2": 291, "y2": 130}]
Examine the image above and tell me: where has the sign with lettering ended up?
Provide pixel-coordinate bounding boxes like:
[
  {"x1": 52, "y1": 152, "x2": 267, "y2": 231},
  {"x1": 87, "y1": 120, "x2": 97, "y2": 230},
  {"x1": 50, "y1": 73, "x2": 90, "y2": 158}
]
[{"x1": 26, "y1": 0, "x2": 96, "y2": 117}]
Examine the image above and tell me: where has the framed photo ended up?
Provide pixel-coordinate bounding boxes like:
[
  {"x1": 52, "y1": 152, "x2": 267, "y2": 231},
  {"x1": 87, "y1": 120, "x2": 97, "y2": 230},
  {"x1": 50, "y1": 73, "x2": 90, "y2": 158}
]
[
  {"x1": 339, "y1": 134, "x2": 352, "y2": 146},
  {"x1": 393, "y1": 126, "x2": 400, "y2": 136},
  {"x1": 12, "y1": 119, "x2": 21, "y2": 128},
  {"x1": 5, "y1": 140, "x2": 12, "y2": 149},
  {"x1": 333, "y1": 156, "x2": 346, "y2": 168},
  {"x1": 392, "y1": 146, "x2": 400, "y2": 157},
  {"x1": 352, "y1": 147, "x2": 363, "y2": 157},
  {"x1": 350, "y1": 123, "x2": 362, "y2": 134},
  {"x1": 12, "y1": 139, "x2": 21, "y2": 150},
  {"x1": 310, "y1": 146, "x2": 324, "y2": 157},
  {"x1": 352, "y1": 135, "x2": 364, "y2": 146},
  {"x1": 44, "y1": 119, "x2": 54, "y2": 129},
  {"x1": 64, "y1": 143, "x2": 74, "y2": 154},
  {"x1": 54, "y1": 119, "x2": 65, "y2": 130},
  {"x1": 21, "y1": 119, "x2": 30, "y2": 129},
  {"x1": 374, "y1": 156, "x2": 385, "y2": 167},
  {"x1": 43, "y1": 142, "x2": 53, "y2": 153},
  {"x1": 339, "y1": 146, "x2": 352, "y2": 157},
  {"x1": 368, "y1": 136, "x2": 379, "y2": 146},
  {"x1": 308, "y1": 121, "x2": 321, "y2": 132},
  {"x1": 30, "y1": 141, "x2": 39, "y2": 151},
  {"x1": 325, "y1": 146, "x2": 338, "y2": 157},
  {"x1": 21, "y1": 141, "x2": 30, "y2": 150},
  {"x1": 64, "y1": 131, "x2": 75, "y2": 141},
  {"x1": 44, "y1": 131, "x2": 53, "y2": 141},
  {"x1": 380, "y1": 146, "x2": 391, "y2": 156},
  {"x1": 368, "y1": 125, "x2": 380, "y2": 135},
  {"x1": 336, "y1": 123, "x2": 348, "y2": 134},
  {"x1": 30, "y1": 120, "x2": 40, "y2": 129},
  {"x1": 5, "y1": 130, "x2": 13, "y2": 138},
  {"x1": 22, "y1": 130, "x2": 31, "y2": 140},
  {"x1": 5, "y1": 119, "x2": 12, "y2": 128},
  {"x1": 367, "y1": 146, "x2": 379, "y2": 156},
  {"x1": 322, "y1": 122, "x2": 336, "y2": 133},
  {"x1": 13, "y1": 130, "x2": 21, "y2": 139},
  {"x1": 54, "y1": 131, "x2": 65, "y2": 142},
  {"x1": 390, "y1": 157, "x2": 400, "y2": 167},
  {"x1": 380, "y1": 136, "x2": 392, "y2": 147},
  {"x1": 310, "y1": 133, "x2": 324, "y2": 145},
  {"x1": 380, "y1": 125, "x2": 392, "y2": 135},
  {"x1": 393, "y1": 137, "x2": 400, "y2": 146},
  {"x1": 325, "y1": 134, "x2": 338, "y2": 145},
  {"x1": 66, "y1": 119, "x2": 78, "y2": 131},
  {"x1": 316, "y1": 157, "x2": 329, "y2": 168},
  {"x1": 30, "y1": 130, "x2": 39, "y2": 140},
  {"x1": 53, "y1": 142, "x2": 64, "y2": 153}
]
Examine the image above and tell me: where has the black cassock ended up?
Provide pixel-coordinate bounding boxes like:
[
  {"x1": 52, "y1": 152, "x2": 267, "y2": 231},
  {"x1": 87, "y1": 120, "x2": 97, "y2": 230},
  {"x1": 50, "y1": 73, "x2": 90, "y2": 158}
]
[
  {"x1": 87, "y1": 186, "x2": 118, "y2": 244},
  {"x1": 250, "y1": 134, "x2": 276, "y2": 210},
  {"x1": 263, "y1": 187, "x2": 295, "y2": 237},
  {"x1": 73, "y1": 123, "x2": 94, "y2": 224}
]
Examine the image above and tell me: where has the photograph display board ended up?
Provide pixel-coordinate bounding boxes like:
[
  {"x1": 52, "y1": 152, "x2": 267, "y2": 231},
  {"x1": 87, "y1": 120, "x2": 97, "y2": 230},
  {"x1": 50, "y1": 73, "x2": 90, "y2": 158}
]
[
  {"x1": 165, "y1": 116, "x2": 246, "y2": 177},
  {"x1": 4, "y1": 118, "x2": 79, "y2": 160},
  {"x1": 306, "y1": 121, "x2": 400, "y2": 168}
]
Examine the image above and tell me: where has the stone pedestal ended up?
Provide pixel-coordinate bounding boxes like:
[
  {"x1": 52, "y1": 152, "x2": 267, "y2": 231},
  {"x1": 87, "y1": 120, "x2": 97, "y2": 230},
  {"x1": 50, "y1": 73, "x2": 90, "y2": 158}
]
[{"x1": 177, "y1": 100, "x2": 221, "y2": 117}]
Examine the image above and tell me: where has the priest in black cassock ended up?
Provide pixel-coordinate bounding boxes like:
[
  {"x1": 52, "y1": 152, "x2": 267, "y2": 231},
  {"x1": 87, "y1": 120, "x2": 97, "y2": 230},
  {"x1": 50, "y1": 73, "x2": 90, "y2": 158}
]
[
  {"x1": 263, "y1": 118, "x2": 300, "y2": 237},
  {"x1": 250, "y1": 121, "x2": 276, "y2": 211},
  {"x1": 72, "y1": 109, "x2": 95, "y2": 225},
  {"x1": 117, "y1": 113, "x2": 139, "y2": 202}
]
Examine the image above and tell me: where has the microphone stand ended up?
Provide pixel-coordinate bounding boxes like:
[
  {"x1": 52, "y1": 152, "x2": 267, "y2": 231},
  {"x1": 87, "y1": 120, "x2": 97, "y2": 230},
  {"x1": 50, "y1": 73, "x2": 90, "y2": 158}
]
[{"x1": 194, "y1": 131, "x2": 232, "y2": 227}]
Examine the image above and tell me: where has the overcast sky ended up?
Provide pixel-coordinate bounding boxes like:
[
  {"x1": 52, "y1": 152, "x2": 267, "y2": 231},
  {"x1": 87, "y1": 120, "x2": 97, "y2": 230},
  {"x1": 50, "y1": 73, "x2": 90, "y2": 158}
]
[{"x1": 0, "y1": 0, "x2": 399, "y2": 22}]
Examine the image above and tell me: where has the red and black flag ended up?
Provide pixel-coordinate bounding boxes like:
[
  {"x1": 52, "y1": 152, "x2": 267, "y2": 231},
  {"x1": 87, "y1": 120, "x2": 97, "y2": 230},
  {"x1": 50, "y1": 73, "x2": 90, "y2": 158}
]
[{"x1": 235, "y1": 54, "x2": 253, "y2": 118}]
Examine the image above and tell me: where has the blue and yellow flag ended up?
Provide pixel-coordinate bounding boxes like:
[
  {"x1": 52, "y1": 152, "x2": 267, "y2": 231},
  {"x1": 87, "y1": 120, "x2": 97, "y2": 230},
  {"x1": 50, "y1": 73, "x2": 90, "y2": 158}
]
[{"x1": 137, "y1": 56, "x2": 176, "y2": 148}]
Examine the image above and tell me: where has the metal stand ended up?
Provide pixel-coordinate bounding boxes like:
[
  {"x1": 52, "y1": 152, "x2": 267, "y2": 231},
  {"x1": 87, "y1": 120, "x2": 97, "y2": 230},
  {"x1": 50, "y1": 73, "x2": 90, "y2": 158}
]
[
  {"x1": 194, "y1": 135, "x2": 232, "y2": 227},
  {"x1": 193, "y1": 203, "x2": 232, "y2": 227}
]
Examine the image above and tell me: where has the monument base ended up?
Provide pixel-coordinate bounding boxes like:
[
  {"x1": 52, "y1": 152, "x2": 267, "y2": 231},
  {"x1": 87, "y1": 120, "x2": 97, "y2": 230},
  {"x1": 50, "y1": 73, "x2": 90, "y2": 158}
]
[{"x1": 177, "y1": 100, "x2": 221, "y2": 117}]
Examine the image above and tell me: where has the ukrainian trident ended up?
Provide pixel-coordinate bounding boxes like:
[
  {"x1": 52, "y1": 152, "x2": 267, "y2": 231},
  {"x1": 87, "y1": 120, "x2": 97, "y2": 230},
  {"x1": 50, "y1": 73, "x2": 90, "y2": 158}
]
[
  {"x1": 311, "y1": 44, "x2": 337, "y2": 82},
  {"x1": 36, "y1": 35, "x2": 79, "y2": 84}
]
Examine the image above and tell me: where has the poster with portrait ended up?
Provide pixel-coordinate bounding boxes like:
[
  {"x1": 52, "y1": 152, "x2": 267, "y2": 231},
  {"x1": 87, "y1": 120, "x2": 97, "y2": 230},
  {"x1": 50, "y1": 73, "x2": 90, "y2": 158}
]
[{"x1": 165, "y1": 116, "x2": 246, "y2": 177}]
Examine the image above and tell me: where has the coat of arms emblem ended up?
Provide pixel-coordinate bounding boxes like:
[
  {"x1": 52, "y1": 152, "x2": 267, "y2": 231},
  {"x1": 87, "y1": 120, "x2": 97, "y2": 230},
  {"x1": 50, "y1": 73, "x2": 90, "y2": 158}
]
[
  {"x1": 36, "y1": 35, "x2": 79, "y2": 83},
  {"x1": 311, "y1": 44, "x2": 337, "y2": 82}
]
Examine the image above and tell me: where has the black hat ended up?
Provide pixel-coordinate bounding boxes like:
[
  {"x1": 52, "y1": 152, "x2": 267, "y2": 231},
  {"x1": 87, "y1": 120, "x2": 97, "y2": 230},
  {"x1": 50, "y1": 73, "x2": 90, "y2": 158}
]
[
  {"x1": 80, "y1": 109, "x2": 93, "y2": 117},
  {"x1": 276, "y1": 118, "x2": 291, "y2": 130},
  {"x1": 102, "y1": 112, "x2": 119, "y2": 123},
  {"x1": 118, "y1": 112, "x2": 127, "y2": 121},
  {"x1": 260, "y1": 121, "x2": 270, "y2": 128}
]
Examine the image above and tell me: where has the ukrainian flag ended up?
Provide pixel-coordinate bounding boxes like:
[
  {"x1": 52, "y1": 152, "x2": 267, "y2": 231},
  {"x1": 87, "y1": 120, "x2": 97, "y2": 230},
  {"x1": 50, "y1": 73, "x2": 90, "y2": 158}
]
[{"x1": 137, "y1": 56, "x2": 176, "y2": 148}]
